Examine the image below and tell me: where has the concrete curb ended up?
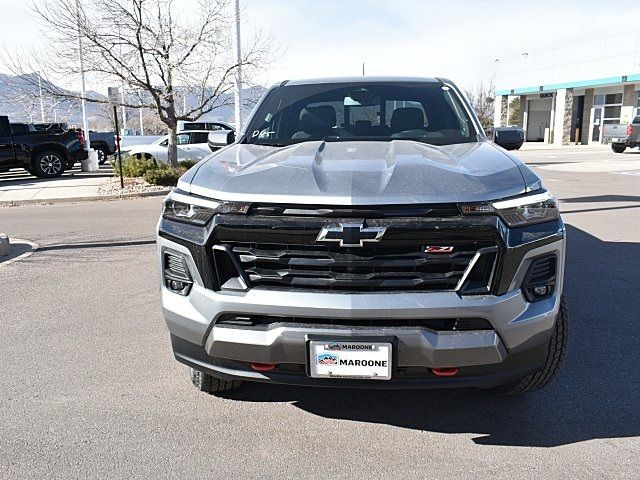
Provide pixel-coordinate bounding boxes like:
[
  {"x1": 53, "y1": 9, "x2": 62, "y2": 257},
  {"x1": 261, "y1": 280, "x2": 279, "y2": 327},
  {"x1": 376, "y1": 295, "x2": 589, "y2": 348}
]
[
  {"x1": 0, "y1": 238, "x2": 39, "y2": 267},
  {"x1": 0, "y1": 189, "x2": 171, "y2": 207}
]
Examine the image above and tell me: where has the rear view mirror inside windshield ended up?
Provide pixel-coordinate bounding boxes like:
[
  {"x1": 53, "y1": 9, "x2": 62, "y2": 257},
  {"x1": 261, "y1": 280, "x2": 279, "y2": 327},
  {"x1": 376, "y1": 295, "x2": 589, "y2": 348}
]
[{"x1": 344, "y1": 88, "x2": 379, "y2": 106}]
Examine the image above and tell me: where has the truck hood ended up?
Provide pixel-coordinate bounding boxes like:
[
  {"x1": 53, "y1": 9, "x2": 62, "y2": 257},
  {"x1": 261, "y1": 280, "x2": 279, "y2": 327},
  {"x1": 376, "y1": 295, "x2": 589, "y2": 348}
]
[{"x1": 181, "y1": 140, "x2": 532, "y2": 205}]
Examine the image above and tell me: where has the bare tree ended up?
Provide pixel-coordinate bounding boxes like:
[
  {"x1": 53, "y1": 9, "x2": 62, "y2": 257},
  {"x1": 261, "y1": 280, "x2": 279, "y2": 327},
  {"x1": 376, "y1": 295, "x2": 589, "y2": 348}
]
[
  {"x1": 3, "y1": 0, "x2": 268, "y2": 167},
  {"x1": 464, "y1": 79, "x2": 495, "y2": 129}
]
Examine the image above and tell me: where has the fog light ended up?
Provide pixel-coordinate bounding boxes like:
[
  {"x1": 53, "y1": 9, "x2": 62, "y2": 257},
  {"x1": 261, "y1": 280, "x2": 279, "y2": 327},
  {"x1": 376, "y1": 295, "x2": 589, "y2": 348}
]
[
  {"x1": 170, "y1": 280, "x2": 187, "y2": 291},
  {"x1": 533, "y1": 285, "x2": 549, "y2": 296}
]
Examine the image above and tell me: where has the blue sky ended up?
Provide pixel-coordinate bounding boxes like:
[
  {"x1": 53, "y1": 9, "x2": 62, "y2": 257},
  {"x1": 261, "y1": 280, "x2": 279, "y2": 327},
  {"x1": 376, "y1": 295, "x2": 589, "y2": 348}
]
[{"x1": 2, "y1": 0, "x2": 640, "y2": 91}]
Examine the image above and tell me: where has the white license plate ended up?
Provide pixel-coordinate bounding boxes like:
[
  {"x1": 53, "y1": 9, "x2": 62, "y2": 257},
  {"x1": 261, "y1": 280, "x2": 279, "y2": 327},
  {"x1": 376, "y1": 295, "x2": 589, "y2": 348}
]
[{"x1": 309, "y1": 341, "x2": 392, "y2": 380}]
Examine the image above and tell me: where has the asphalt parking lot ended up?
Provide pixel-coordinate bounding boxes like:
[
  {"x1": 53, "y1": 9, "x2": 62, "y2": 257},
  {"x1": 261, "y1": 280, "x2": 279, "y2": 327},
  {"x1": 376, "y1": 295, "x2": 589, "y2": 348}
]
[{"x1": 1, "y1": 146, "x2": 639, "y2": 479}]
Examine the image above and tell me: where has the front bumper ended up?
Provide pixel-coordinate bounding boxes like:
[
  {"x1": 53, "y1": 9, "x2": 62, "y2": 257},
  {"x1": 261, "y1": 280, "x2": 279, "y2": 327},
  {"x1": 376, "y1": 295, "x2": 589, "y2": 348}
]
[{"x1": 159, "y1": 230, "x2": 565, "y2": 388}]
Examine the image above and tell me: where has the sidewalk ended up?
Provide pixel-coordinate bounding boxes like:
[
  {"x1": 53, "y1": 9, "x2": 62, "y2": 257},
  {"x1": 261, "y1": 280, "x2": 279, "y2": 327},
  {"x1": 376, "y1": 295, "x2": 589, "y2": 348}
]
[
  {"x1": 519, "y1": 142, "x2": 609, "y2": 151},
  {"x1": 0, "y1": 166, "x2": 115, "y2": 203}
]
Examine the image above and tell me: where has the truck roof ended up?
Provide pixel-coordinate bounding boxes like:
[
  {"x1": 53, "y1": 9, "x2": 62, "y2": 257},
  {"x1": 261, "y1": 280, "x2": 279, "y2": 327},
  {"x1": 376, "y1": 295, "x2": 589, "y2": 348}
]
[{"x1": 278, "y1": 76, "x2": 444, "y2": 87}]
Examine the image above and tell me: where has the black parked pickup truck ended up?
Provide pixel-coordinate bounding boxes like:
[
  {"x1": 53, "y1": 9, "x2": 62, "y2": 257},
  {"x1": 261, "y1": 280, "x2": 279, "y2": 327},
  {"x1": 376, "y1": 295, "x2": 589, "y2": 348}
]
[
  {"x1": 0, "y1": 116, "x2": 88, "y2": 178},
  {"x1": 35, "y1": 123, "x2": 116, "y2": 164}
]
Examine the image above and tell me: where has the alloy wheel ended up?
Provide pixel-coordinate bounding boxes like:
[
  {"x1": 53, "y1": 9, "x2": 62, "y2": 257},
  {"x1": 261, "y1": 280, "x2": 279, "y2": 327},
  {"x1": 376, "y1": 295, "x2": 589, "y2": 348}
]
[{"x1": 40, "y1": 154, "x2": 62, "y2": 175}]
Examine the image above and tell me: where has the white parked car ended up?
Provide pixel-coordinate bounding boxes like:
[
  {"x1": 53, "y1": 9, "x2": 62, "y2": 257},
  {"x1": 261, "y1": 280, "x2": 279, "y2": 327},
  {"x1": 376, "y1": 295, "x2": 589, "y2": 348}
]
[
  {"x1": 124, "y1": 130, "x2": 213, "y2": 164},
  {"x1": 177, "y1": 120, "x2": 235, "y2": 132}
]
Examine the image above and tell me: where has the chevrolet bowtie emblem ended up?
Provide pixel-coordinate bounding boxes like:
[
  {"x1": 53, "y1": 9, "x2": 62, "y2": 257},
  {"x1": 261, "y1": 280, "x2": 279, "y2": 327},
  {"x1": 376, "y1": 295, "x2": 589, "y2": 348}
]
[{"x1": 316, "y1": 223, "x2": 386, "y2": 247}]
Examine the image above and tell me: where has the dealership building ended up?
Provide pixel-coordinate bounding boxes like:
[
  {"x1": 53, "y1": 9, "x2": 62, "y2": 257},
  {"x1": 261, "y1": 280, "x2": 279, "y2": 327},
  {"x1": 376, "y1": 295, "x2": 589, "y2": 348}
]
[
  {"x1": 494, "y1": 75, "x2": 640, "y2": 146},
  {"x1": 492, "y1": 32, "x2": 640, "y2": 146}
]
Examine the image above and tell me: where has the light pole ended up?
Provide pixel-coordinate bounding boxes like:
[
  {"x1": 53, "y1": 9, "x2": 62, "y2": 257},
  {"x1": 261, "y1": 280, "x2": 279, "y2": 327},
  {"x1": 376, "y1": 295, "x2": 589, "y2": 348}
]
[
  {"x1": 139, "y1": 98, "x2": 144, "y2": 135},
  {"x1": 37, "y1": 72, "x2": 45, "y2": 122},
  {"x1": 233, "y1": 0, "x2": 243, "y2": 131},
  {"x1": 76, "y1": 1, "x2": 90, "y2": 150},
  {"x1": 121, "y1": 83, "x2": 127, "y2": 131}
]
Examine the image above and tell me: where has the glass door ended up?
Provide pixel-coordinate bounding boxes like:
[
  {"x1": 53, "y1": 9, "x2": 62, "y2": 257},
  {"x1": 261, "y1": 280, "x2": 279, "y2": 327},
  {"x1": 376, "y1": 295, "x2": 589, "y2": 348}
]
[{"x1": 592, "y1": 107, "x2": 602, "y2": 142}]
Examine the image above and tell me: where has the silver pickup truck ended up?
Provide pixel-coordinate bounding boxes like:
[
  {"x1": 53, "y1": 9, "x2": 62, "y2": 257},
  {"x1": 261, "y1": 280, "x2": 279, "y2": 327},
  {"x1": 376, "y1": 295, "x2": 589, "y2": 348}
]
[
  {"x1": 602, "y1": 116, "x2": 640, "y2": 153},
  {"x1": 157, "y1": 77, "x2": 568, "y2": 397}
]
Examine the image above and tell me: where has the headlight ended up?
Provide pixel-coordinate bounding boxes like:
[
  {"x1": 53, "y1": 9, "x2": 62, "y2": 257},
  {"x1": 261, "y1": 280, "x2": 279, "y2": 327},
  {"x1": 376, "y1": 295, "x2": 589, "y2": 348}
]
[
  {"x1": 162, "y1": 191, "x2": 249, "y2": 226},
  {"x1": 492, "y1": 191, "x2": 559, "y2": 227}
]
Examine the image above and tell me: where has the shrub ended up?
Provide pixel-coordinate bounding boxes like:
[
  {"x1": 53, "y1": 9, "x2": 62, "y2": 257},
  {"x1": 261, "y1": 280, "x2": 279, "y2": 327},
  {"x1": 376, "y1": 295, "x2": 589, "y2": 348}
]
[
  {"x1": 143, "y1": 165, "x2": 185, "y2": 186},
  {"x1": 111, "y1": 155, "x2": 156, "y2": 178},
  {"x1": 178, "y1": 159, "x2": 198, "y2": 169}
]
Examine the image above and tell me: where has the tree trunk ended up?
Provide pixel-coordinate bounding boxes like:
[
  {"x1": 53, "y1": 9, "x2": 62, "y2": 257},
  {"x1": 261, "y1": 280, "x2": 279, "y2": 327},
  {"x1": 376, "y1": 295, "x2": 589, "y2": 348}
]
[{"x1": 167, "y1": 124, "x2": 179, "y2": 168}]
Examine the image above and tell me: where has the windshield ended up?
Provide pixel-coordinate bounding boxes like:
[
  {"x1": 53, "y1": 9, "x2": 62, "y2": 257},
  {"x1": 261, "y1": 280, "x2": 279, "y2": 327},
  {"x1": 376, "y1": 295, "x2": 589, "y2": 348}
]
[{"x1": 245, "y1": 82, "x2": 478, "y2": 146}]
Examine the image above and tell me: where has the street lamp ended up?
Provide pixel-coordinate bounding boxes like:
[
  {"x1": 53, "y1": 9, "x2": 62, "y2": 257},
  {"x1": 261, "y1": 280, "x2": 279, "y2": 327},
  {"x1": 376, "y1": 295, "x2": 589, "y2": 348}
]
[
  {"x1": 76, "y1": 0, "x2": 90, "y2": 151},
  {"x1": 233, "y1": 0, "x2": 243, "y2": 131}
]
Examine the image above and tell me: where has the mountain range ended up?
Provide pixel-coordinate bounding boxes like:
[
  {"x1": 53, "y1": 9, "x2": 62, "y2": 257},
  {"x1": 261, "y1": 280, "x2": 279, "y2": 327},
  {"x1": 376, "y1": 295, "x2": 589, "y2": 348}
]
[{"x1": 0, "y1": 73, "x2": 265, "y2": 131}]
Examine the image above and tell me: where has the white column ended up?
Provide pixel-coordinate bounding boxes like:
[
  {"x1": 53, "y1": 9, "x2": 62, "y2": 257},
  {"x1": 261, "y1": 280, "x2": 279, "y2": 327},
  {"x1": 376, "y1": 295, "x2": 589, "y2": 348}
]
[
  {"x1": 548, "y1": 93, "x2": 556, "y2": 144},
  {"x1": 522, "y1": 99, "x2": 529, "y2": 142}
]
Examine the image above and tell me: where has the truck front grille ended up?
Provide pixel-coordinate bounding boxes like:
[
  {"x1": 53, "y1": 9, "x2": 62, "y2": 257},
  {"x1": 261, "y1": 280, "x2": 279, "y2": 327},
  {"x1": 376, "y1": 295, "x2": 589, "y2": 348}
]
[
  {"x1": 211, "y1": 216, "x2": 500, "y2": 293},
  {"x1": 232, "y1": 243, "x2": 485, "y2": 291},
  {"x1": 213, "y1": 243, "x2": 498, "y2": 293}
]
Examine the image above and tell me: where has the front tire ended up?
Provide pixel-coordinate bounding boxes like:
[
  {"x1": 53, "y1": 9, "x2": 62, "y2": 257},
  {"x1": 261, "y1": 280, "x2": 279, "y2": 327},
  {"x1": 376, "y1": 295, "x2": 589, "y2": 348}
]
[
  {"x1": 611, "y1": 143, "x2": 626, "y2": 153},
  {"x1": 32, "y1": 151, "x2": 65, "y2": 178},
  {"x1": 189, "y1": 368, "x2": 242, "y2": 394},
  {"x1": 495, "y1": 297, "x2": 569, "y2": 396}
]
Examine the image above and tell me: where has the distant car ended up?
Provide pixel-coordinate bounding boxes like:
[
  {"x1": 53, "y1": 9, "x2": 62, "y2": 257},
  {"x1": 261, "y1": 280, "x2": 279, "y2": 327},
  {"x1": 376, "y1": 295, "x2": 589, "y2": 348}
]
[
  {"x1": 177, "y1": 120, "x2": 235, "y2": 132},
  {"x1": 88, "y1": 131, "x2": 117, "y2": 165},
  {"x1": 489, "y1": 126, "x2": 525, "y2": 150},
  {"x1": 603, "y1": 116, "x2": 640, "y2": 153},
  {"x1": 123, "y1": 130, "x2": 212, "y2": 164}
]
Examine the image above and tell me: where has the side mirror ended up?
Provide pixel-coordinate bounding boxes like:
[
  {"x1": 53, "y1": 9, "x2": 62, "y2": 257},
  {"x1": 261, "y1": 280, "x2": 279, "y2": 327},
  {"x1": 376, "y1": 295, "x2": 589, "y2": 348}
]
[
  {"x1": 208, "y1": 130, "x2": 235, "y2": 151},
  {"x1": 491, "y1": 127, "x2": 525, "y2": 150}
]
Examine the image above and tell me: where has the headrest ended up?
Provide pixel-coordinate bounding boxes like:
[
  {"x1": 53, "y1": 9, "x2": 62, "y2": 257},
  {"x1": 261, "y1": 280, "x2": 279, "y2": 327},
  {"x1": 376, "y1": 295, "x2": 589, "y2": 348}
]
[
  {"x1": 299, "y1": 106, "x2": 337, "y2": 134},
  {"x1": 390, "y1": 107, "x2": 424, "y2": 131}
]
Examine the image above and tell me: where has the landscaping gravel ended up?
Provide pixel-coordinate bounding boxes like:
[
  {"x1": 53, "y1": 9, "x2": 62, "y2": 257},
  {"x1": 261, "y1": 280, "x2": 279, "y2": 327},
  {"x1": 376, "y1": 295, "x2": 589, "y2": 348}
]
[{"x1": 98, "y1": 177, "x2": 171, "y2": 196}]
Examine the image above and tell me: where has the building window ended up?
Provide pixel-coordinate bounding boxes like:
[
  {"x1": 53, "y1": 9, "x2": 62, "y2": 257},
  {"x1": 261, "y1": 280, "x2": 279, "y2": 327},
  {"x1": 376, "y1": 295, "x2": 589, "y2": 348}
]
[
  {"x1": 605, "y1": 93, "x2": 622, "y2": 104},
  {"x1": 635, "y1": 92, "x2": 640, "y2": 118},
  {"x1": 593, "y1": 91, "x2": 623, "y2": 142},
  {"x1": 604, "y1": 106, "x2": 621, "y2": 118}
]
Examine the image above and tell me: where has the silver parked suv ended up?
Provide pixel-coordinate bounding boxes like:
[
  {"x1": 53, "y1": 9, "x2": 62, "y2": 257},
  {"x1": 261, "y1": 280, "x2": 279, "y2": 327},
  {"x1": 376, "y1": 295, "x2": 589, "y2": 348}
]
[{"x1": 157, "y1": 77, "x2": 568, "y2": 395}]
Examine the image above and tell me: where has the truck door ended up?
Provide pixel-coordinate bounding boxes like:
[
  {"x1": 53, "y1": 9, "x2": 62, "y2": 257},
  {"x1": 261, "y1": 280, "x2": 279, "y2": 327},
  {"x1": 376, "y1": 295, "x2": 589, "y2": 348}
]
[{"x1": 0, "y1": 116, "x2": 16, "y2": 169}]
